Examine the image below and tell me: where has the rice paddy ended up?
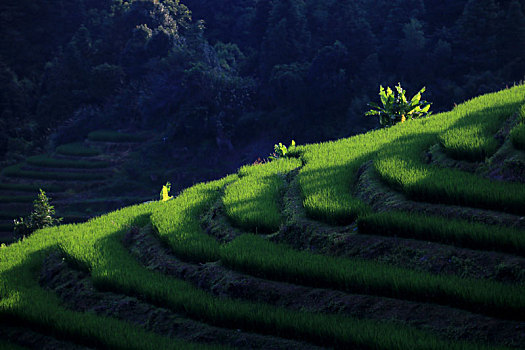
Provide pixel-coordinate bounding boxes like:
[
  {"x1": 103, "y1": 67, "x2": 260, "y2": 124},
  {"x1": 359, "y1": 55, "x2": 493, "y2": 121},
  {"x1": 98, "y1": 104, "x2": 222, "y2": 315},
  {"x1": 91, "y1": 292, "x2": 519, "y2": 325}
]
[
  {"x1": 26, "y1": 155, "x2": 110, "y2": 169},
  {"x1": 56, "y1": 142, "x2": 101, "y2": 156},
  {"x1": 1, "y1": 86, "x2": 525, "y2": 349},
  {"x1": 88, "y1": 130, "x2": 146, "y2": 142}
]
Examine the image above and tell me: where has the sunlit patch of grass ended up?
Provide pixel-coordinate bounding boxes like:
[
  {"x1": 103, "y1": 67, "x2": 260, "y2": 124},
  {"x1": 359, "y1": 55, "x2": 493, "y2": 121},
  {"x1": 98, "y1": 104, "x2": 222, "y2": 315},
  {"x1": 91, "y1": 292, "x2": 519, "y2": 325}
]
[
  {"x1": 375, "y1": 147, "x2": 525, "y2": 214},
  {"x1": 298, "y1": 85, "x2": 525, "y2": 224},
  {"x1": 0, "y1": 205, "x2": 226, "y2": 350},
  {"x1": 151, "y1": 175, "x2": 238, "y2": 262},
  {"x1": 151, "y1": 177, "x2": 524, "y2": 320},
  {"x1": 1, "y1": 169, "x2": 522, "y2": 349},
  {"x1": 2, "y1": 86, "x2": 525, "y2": 349},
  {"x1": 438, "y1": 102, "x2": 520, "y2": 161},
  {"x1": 438, "y1": 124, "x2": 500, "y2": 161},
  {"x1": 358, "y1": 211, "x2": 525, "y2": 256},
  {"x1": 220, "y1": 234, "x2": 524, "y2": 321},
  {"x1": 223, "y1": 159, "x2": 302, "y2": 233}
]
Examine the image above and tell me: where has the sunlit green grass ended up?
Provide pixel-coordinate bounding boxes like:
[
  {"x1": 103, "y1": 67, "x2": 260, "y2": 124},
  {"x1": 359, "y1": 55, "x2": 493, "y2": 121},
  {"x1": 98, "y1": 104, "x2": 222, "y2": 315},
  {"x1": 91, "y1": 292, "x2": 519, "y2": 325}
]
[
  {"x1": 55, "y1": 143, "x2": 100, "y2": 156},
  {"x1": 26, "y1": 155, "x2": 109, "y2": 169},
  {"x1": 151, "y1": 176, "x2": 238, "y2": 262},
  {"x1": 297, "y1": 85, "x2": 525, "y2": 223},
  {"x1": 0, "y1": 204, "x2": 226, "y2": 350},
  {"x1": 439, "y1": 124, "x2": 499, "y2": 161},
  {"x1": 0, "y1": 194, "x2": 456, "y2": 350},
  {"x1": 358, "y1": 211, "x2": 525, "y2": 256},
  {"x1": 0, "y1": 175, "x2": 521, "y2": 350},
  {"x1": 222, "y1": 158, "x2": 302, "y2": 233},
  {"x1": 375, "y1": 150, "x2": 525, "y2": 214},
  {"x1": 88, "y1": 130, "x2": 146, "y2": 142},
  {"x1": 52, "y1": 185, "x2": 525, "y2": 348},
  {"x1": 438, "y1": 103, "x2": 519, "y2": 161},
  {"x1": 2, "y1": 86, "x2": 525, "y2": 349},
  {"x1": 152, "y1": 179, "x2": 524, "y2": 321}
]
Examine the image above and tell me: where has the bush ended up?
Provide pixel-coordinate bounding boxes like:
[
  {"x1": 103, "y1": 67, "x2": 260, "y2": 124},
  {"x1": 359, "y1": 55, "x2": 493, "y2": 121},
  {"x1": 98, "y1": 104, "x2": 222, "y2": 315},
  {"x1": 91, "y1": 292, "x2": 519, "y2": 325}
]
[
  {"x1": 365, "y1": 83, "x2": 432, "y2": 127},
  {"x1": 268, "y1": 140, "x2": 296, "y2": 161},
  {"x1": 13, "y1": 189, "x2": 62, "y2": 238}
]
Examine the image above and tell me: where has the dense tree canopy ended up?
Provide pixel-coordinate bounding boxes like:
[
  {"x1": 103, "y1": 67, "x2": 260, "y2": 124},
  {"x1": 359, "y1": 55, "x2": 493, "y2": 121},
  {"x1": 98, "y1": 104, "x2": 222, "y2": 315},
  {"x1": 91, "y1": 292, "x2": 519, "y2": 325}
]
[{"x1": 1, "y1": 0, "x2": 524, "y2": 161}]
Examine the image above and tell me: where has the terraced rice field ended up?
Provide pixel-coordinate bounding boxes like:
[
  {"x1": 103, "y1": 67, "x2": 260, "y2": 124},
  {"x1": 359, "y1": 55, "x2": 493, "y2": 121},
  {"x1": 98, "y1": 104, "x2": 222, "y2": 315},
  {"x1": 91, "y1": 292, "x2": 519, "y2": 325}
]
[
  {"x1": 1, "y1": 88, "x2": 525, "y2": 349},
  {"x1": 0, "y1": 130, "x2": 150, "y2": 244}
]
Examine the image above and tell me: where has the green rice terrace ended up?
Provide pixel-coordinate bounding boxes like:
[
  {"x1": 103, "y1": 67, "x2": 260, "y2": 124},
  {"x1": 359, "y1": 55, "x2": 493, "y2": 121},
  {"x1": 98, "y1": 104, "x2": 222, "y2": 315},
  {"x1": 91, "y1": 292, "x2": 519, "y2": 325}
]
[
  {"x1": 2, "y1": 86, "x2": 525, "y2": 349},
  {"x1": 0, "y1": 130, "x2": 152, "y2": 244}
]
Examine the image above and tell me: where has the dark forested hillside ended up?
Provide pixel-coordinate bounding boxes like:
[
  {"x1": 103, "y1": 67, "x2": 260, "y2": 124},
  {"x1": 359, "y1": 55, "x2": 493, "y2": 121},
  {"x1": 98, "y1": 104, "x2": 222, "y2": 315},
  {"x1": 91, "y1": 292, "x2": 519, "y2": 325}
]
[
  {"x1": 184, "y1": 0, "x2": 525, "y2": 137},
  {"x1": 1, "y1": 0, "x2": 524, "y2": 165}
]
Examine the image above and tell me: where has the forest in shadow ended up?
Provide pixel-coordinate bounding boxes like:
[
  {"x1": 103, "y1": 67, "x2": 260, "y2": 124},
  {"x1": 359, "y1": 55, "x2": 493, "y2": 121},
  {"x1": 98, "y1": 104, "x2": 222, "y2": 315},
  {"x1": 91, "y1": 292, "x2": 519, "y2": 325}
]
[{"x1": 1, "y1": 0, "x2": 524, "y2": 167}]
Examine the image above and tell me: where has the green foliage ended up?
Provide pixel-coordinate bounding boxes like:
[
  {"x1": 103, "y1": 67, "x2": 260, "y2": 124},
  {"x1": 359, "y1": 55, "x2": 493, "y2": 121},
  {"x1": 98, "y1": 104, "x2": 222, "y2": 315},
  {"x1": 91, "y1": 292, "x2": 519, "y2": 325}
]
[
  {"x1": 438, "y1": 124, "x2": 500, "y2": 161},
  {"x1": 2, "y1": 87, "x2": 525, "y2": 349},
  {"x1": 223, "y1": 158, "x2": 301, "y2": 233},
  {"x1": 0, "y1": 194, "x2": 499, "y2": 350},
  {"x1": 56, "y1": 143, "x2": 100, "y2": 156},
  {"x1": 160, "y1": 182, "x2": 173, "y2": 202},
  {"x1": 375, "y1": 153, "x2": 525, "y2": 215},
  {"x1": 358, "y1": 212, "x2": 525, "y2": 256},
  {"x1": 221, "y1": 235, "x2": 524, "y2": 321},
  {"x1": 365, "y1": 84, "x2": 432, "y2": 127},
  {"x1": 13, "y1": 190, "x2": 62, "y2": 238},
  {"x1": 300, "y1": 85, "x2": 525, "y2": 226},
  {"x1": 438, "y1": 102, "x2": 520, "y2": 161},
  {"x1": 269, "y1": 140, "x2": 296, "y2": 161}
]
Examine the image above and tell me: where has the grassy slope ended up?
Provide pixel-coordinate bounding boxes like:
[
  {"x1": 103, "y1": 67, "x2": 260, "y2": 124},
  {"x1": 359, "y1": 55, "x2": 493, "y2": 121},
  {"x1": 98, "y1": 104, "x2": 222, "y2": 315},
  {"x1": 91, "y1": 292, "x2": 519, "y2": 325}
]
[{"x1": 1, "y1": 86, "x2": 525, "y2": 349}]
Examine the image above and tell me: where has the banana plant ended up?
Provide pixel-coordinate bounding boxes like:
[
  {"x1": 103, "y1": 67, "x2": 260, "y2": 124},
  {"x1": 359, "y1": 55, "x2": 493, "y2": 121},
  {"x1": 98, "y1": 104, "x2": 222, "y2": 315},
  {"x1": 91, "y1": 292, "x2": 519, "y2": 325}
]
[
  {"x1": 365, "y1": 83, "x2": 432, "y2": 127},
  {"x1": 269, "y1": 140, "x2": 296, "y2": 161}
]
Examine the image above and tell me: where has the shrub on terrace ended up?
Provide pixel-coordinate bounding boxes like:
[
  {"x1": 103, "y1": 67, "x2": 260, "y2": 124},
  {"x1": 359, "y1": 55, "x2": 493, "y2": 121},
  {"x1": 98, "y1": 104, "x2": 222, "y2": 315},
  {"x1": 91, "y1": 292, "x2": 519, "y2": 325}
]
[
  {"x1": 13, "y1": 189, "x2": 62, "y2": 238},
  {"x1": 365, "y1": 83, "x2": 432, "y2": 127}
]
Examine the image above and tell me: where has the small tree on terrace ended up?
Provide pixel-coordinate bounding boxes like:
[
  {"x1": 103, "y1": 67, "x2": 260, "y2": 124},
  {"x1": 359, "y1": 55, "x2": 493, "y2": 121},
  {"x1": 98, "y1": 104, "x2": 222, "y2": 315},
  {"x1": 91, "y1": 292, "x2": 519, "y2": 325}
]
[{"x1": 14, "y1": 189, "x2": 62, "y2": 238}]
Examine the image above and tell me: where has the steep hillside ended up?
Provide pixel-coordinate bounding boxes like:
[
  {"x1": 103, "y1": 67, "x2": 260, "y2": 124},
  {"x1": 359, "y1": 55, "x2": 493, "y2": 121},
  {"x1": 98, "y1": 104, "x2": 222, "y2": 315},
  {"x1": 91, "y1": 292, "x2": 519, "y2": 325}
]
[
  {"x1": 0, "y1": 130, "x2": 153, "y2": 244},
  {"x1": 1, "y1": 86, "x2": 525, "y2": 349}
]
